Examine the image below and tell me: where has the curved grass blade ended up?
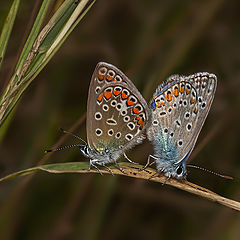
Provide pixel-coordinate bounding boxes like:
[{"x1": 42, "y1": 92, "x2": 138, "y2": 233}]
[
  {"x1": 0, "y1": 162, "x2": 239, "y2": 211},
  {"x1": 0, "y1": 0, "x2": 20, "y2": 71},
  {"x1": 0, "y1": 0, "x2": 95, "y2": 127}
]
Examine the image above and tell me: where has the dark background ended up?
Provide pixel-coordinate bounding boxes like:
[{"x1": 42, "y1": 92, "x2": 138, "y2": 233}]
[{"x1": 0, "y1": 0, "x2": 239, "y2": 239}]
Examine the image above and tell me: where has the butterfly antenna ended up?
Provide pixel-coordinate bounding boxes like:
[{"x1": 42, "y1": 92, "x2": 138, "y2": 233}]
[
  {"x1": 59, "y1": 128, "x2": 87, "y2": 144},
  {"x1": 187, "y1": 164, "x2": 233, "y2": 180},
  {"x1": 45, "y1": 144, "x2": 84, "y2": 153}
]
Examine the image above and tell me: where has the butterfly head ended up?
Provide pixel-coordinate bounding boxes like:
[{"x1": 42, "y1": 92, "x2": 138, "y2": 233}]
[
  {"x1": 79, "y1": 144, "x2": 90, "y2": 158},
  {"x1": 173, "y1": 162, "x2": 187, "y2": 179},
  {"x1": 155, "y1": 158, "x2": 187, "y2": 179}
]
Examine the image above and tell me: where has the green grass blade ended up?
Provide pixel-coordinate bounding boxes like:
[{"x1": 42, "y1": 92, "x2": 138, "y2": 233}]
[
  {"x1": 0, "y1": 162, "x2": 90, "y2": 183},
  {"x1": 0, "y1": 0, "x2": 95, "y2": 127},
  {"x1": 15, "y1": 0, "x2": 51, "y2": 72},
  {"x1": 0, "y1": 0, "x2": 20, "y2": 70}
]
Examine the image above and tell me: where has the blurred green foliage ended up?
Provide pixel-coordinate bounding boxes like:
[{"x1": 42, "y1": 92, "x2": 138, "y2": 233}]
[{"x1": 0, "y1": 0, "x2": 240, "y2": 239}]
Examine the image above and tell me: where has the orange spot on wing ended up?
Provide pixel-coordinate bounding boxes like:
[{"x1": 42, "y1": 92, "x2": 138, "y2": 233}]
[
  {"x1": 113, "y1": 90, "x2": 121, "y2": 96},
  {"x1": 122, "y1": 92, "x2": 129, "y2": 99},
  {"x1": 137, "y1": 117, "x2": 145, "y2": 129},
  {"x1": 127, "y1": 99, "x2": 135, "y2": 106},
  {"x1": 133, "y1": 107, "x2": 140, "y2": 114},
  {"x1": 173, "y1": 89, "x2": 179, "y2": 97},
  {"x1": 190, "y1": 97, "x2": 195, "y2": 104},
  {"x1": 186, "y1": 89, "x2": 190, "y2": 95},
  {"x1": 166, "y1": 93, "x2": 172, "y2": 102},
  {"x1": 104, "y1": 91, "x2": 112, "y2": 100},
  {"x1": 98, "y1": 74, "x2": 104, "y2": 81},
  {"x1": 156, "y1": 102, "x2": 161, "y2": 108},
  {"x1": 97, "y1": 95, "x2": 103, "y2": 103},
  {"x1": 194, "y1": 107, "x2": 198, "y2": 114},
  {"x1": 180, "y1": 86, "x2": 184, "y2": 93},
  {"x1": 106, "y1": 75, "x2": 113, "y2": 82},
  {"x1": 161, "y1": 101, "x2": 165, "y2": 106}
]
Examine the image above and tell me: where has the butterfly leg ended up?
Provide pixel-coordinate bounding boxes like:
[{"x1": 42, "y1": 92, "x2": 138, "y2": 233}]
[
  {"x1": 113, "y1": 159, "x2": 127, "y2": 175},
  {"x1": 89, "y1": 160, "x2": 103, "y2": 176},
  {"x1": 162, "y1": 175, "x2": 171, "y2": 185},
  {"x1": 148, "y1": 169, "x2": 170, "y2": 184},
  {"x1": 101, "y1": 163, "x2": 114, "y2": 176},
  {"x1": 123, "y1": 153, "x2": 138, "y2": 164},
  {"x1": 140, "y1": 154, "x2": 158, "y2": 171}
]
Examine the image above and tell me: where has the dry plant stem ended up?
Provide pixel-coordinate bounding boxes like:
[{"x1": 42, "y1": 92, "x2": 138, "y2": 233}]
[
  {"x1": 2, "y1": 162, "x2": 238, "y2": 211},
  {"x1": 68, "y1": 164, "x2": 239, "y2": 212}
]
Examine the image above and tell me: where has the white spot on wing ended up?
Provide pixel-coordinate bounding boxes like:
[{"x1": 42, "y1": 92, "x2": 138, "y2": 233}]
[
  {"x1": 95, "y1": 128, "x2": 103, "y2": 136},
  {"x1": 95, "y1": 112, "x2": 102, "y2": 120},
  {"x1": 106, "y1": 118, "x2": 117, "y2": 125},
  {"x1": 108, "y1": 129, "x2": 114, "y2": 136},
  {"x1": 125, "y1": 133, "x2": 133, "y2": 141},
  {"x1": 127, "y1": 122, "x2": 135, "y2": 130},
  {"x1": 102, "y1": 104, "x2": 109, "y2": 111}
]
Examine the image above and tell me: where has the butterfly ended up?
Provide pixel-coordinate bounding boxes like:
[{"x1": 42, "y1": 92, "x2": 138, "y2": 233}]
[
  {"x1": 46, "y1": 62, "x2": 150, "y2": 174},
  {"x1": 146, "y1": 72, "x2": 217, "y2": 179}
]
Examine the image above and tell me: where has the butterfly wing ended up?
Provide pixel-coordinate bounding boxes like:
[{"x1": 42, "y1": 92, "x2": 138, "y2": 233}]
[
  {"x1": 87, "y1": 62, "x2": 150, "y2": 156},
  {"x1": 186, "y1": 72, "x2": 217, "y2": 151},
  {"x1": 148, "y1": 73, "x2": 217, "y2": 164}
]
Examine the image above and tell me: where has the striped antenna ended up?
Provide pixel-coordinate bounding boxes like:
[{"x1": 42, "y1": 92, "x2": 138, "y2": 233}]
[
  {"x1": 59, "y1": 128, "x2": 87, "y2": 144},
  {"x1": 45, "y1": 128, "x2": 86, "y2": 153},
  {"x1": 45, "y1": 144, "x2": 84, "y2": 153},
  {"x1": 187, "y1": 164, "x2": 233, "y2": 180}
]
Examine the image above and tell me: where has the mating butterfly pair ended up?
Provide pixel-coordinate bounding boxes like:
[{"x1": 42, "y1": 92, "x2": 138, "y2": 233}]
[{"x1": 47, "y1": 62, "x2": 217, "y2": 179}]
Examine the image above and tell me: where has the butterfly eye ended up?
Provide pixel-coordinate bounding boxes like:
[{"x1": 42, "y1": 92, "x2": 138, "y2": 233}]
[{"x1": 176, "y1": 165, "x2": 183, "y2": 175}]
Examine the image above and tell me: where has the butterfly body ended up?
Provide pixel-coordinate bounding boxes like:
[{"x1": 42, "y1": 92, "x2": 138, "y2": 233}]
[
  {"x1": 79, "y1": 145, "x2": 120, "y2": 165},
  {"x1": 147, "y1": 72, "x2": 217, "y2": 179}
]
